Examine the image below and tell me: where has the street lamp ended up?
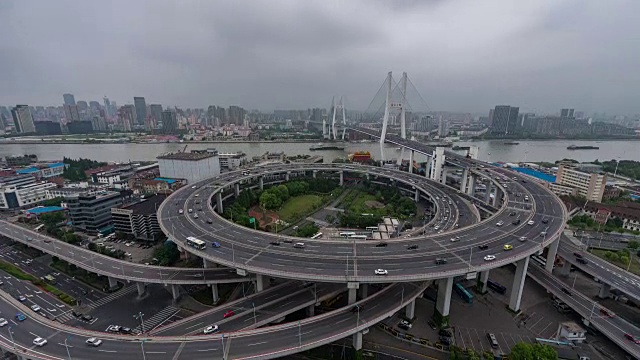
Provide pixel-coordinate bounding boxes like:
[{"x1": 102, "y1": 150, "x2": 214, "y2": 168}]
[
  {"x1": 252, "y1": 302, "x2": 256, "y2": 325},
  {"x1": 134, "y1": 312, "x2": 146, "y2": 333},
  {"x1": 7, "y1": 326, "x2": 15, "y2": 350},
  {"x1": 140, "y1": 340, "x2": 147, "y2": 360},
  {"x1": 298, "y1": 320, "x2": 302, "y2": 348}
]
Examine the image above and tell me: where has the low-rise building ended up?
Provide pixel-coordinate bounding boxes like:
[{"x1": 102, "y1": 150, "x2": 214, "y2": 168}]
[
  {"x1": 16, "y1": 162, "x2": 66, "y2": 179},
  {"x1": 66, "y1": 191, "x2": 123, "y2": 234},
  {"x1": 111, "y1": 194, "x2": 167, "y2": 241},
  {"x1": 0, "y1": 175, "x2": 56, "y2": 209},
  {"x1": 556, "y1": 321, "x2": 587, "y2": 344},
  {"x1": 216, "y1": 151, "x2": 247, "y2": 170},
  {"x1": 556, "y1": 164, "x2": 607, "y2": 202},
  {"x1": 545, "y1": 182, "x2": 579, "y2": 197}
]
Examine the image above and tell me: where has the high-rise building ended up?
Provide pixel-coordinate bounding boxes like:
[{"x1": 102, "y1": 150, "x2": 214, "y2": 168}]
[
  {"x1": 161, "y1": 110, "x2": 178, "y2": 134},
  {"x1": 134, "y1": 97, "x2": 147, "y2": 125},
  {"x1": 228, "y1": 106, "x2": 246, "y2": 125},
  {"x1": 149, "y1": 104, "x2": 163, "y2": 128},
  {"x1": 63, "y1": 93, "x2": 76, "y2": 106},
  {"x1": 560, "y1": 108, "x2": 575, "y2": 119},
  {"x1": 77, "y1": 101, "x2": 88, "y2": 113},
  {"x1": 11, "y1": 105, "x2": 35, "y2": 134},
  {"x1": 489, "y1": 106, "x2": 519, "y2": 135},
  {"x1": 103, "y1": 97, "x2": 112, "y2": 117},
  {"x1": 66, "y1": 191, "x2": 123, "y2": 234},
  {"x1": 63, "y1": 104, "x2": 80, "y2": 122},
  {"x1": 118, "y1": 105, "x2": 135, "y2": 132}
]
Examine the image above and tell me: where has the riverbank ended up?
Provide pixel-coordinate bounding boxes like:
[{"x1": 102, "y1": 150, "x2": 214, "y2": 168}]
[{"x1": 0, "y1": 139, "x2": 325, "y2": 145}]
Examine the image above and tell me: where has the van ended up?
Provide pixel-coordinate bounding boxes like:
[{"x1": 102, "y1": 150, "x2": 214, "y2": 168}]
[
  {"x1": 294, "y1": 242, "x2": 305, "y2": 249},
  {"x1": 487, "y1": 333, "x2": 499, "y2": 348}
]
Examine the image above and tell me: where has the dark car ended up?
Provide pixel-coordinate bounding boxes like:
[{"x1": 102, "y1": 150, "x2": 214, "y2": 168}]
[
  {"x1": 479, "y1": 244, "x2": 489, "y2": 250},
  {"x1": 542, "y1": 218, "x2": 549, "y2": 224},
  {"x1": 439, "y1": 328, "x2": 453, "y2": 337},
  {"x1": 398, "y1": 322, "x2": 410, "y2": 330},
  {"x1": 206, "y1": 219, "x2": 213, "y2": 224},
  {"x1": 375, "y1": 242, "x2": 387, "y2": 247},
  {"x1": 81, "y1": 314, "x2": 93, "y2": 321},
  {"x1": 509, "y1": 211, "x2": 516, "y2": 216},
  {"x1": 576, "y1": 258, "x2": 588, "y2": 265},
  {"x1": 407, "y1": 245, "x2": 418, "y2": 250},
  {"x1": 600, "y1": 308, "x2": 614, "y2": 317},
  {"x1": 439, "y1": 336, "x2": 452, "y2": 345},
  {"x1": 270, "y1": 241, "x2": 281, "y2": 246},
  {"x1": 512, "y1": 219, "x2": 521, "y2": 225},
  {"x1": 435, "y1": 258, "x2": 447, "y2": 265},
  {"x1": 120, "y1": 327, "x2": 133, "y2": 334},
  {"x1": 573, "y1": 252, "x2": 583, "y2": 258},
  {"x1": 427, "y1": 319, "x2": 437, "y2": 330},
  {"x1": 561, "y1": 288, "x2": 572, "y2": 296}
]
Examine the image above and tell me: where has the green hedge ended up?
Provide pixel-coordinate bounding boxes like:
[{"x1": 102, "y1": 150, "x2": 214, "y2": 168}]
[{"x1": 0, "y1": 260, "x2": 77, "y2": 305}]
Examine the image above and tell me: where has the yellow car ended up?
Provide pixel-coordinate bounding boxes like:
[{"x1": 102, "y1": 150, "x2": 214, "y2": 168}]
[{"x1": 503, "y1": 244, "x2": 513, "y2": 251}]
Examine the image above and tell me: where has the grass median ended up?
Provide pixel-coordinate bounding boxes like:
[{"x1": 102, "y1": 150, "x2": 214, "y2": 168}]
[{"x1": 0, "y1": 260, "x2": 77, "y2": 305}]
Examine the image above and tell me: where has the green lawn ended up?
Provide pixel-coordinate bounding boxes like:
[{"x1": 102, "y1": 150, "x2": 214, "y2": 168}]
[
  {"x1": 349, "y1": 192, "x2": 386, "y2": 216},
  {"x1": 278, "y1": 194, "x2": 324, "y2": 223},
  {"x1": 590, "y1": 249, "x2": 640, "y2": 276}
]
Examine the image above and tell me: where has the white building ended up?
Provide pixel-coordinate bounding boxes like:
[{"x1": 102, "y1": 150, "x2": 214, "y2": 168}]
[
  {"x1": 556, "y1": 322, "x2": 587, "y2": 344},
  {"x1": 217, "y1": 151, "x2": 246, "y2": 170},
  {"x1": 556, "y1": 164, "x2": 607, "y2": 202},
  {"x1": 157, "y1": 151, "x2": 220, "y2": 184},
  {"x1": 0, "y1": 175, "x2": 56, "y2": 209}
]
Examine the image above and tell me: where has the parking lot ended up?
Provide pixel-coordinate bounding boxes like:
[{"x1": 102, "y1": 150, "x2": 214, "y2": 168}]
[{"x1": 94, "y1": 236, "x2": 160, "y2": 264}]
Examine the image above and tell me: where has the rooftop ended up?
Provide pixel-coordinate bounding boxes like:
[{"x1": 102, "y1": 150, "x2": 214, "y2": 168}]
[
  {"x1": 560, "y1": 321, "x2": 585, "y2": 333},
  {"x1": 26, "y1": 206, "x2": 65, "y2": 215},
  {"x1": 157, "y1": 152, "x2": 216, "y2": 161},
  {"x1": 121, "y1": 194, "x2": 168, "y2": 214}
]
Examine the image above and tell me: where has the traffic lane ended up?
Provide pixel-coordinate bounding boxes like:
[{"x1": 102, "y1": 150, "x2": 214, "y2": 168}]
[
  {"x1": 154, "y1": 281, "x2": 307, "y2": 336},
  {"x1": 0, "y1": 272, "x2": 70, "y2": 322},
  {"x1": 528, "y1": 267, "x2": 640, "y2": 359},
  {"x1": 222, "y1": 282, "x2": 425, "y2": 359}
]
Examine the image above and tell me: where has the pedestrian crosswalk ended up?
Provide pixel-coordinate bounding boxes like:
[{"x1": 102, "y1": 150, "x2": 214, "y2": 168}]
[
  {"x1": 55, "y1": 311, "x2": 76, "y2": 323},
  {"x1": 133, "y1": 306, "x2": 179, "y2": 333},
  {"x1": 86, "y1": 285, "x2": 137, "y2": 310}
]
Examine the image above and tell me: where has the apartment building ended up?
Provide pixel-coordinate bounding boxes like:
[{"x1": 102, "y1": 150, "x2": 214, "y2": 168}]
[
  {"x1": 0, "y1": 175, "x2": 55, "y2": 209},
  {"x1": 66, "y1": 191, "x2": 123, "y2": 234},
  {"x1": 556, "y1": 164, "x2": 607, "y2": 202},
  {"x1": 111, "y1": 194, "x2": 167, "y2": 241}
]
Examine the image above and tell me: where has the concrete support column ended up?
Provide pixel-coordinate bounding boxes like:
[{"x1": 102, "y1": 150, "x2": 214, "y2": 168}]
[
  {"x1": 256, "y1": 274, "x2": 266, "y2": 292},
  {"x1": 426, "y1": 157, "x2": 433, "y2": 178},
  {"x1": 306, "y1": 304, "x2": 315, "y2": 317},
  {"x1": 509, "y1": 256, "x2": 530, "y2": 313},
  {"x1": 203, "y1": 258, "x2": 216, "y2": 268},
  {"x1": 442, "y1": 167, "x2": 448, "y2": 184},
  {"x1": 348, "y1": 287, "x2": 357, "y2": 305},
  {"x1": 216, "y1": 192, "x2": 224, "y2": 214},
  {"x1": 285, "y1": 172, "x2": 290, "y2": 181},
  {"x1": 312, "y1": 170, "x2": 317, "y2": 179},
  {"x1": 359, "y1": 284, "x2": 368, "y2": 299},
  {"x1": 557, "y1": 259, "x2": 571, "y2": 276},
  {"x1": 339, "y1": 171, "x2": 344, "y2": 186},
  {"x1": 259, "y1": 176, "x2": 264, "y2": 190},
  {"x1": 409, "y1": 150, "x2": 414, "y2": 174},
  {"x1": 352, "y1": 331, "x2": 363, "y2": 350},
  {"x1": 434, "y1": 277, "x2": 453, "y2": 328},
  {"x1": 431, "y1": 148, "x2": 445, "y2": 182},
  {"x1": 545, "y1": 238, "x2": 559, "y2": 273},
  {"x1": 491, "y1": 188, "x2": 500, "y2": 207},
  {"x1": 171, "y1": 284, "x2": 180, "y2": 300},
  {"x1": 460, "y1": 169, "x2": 469, "y2": 193},
  {"x1": 234, "y1": 183, "x2": 240, "y2": 196},
  {"x1": 598, "y1": 283, "x2": 611, "y2": 299},
  {"x1": 466, "y1": 174, "x2": 476, "y2": 196},
  {"x1": 405, "y1": 299, "x2": 416, "y2": 319},
  {"x1": 476, "y1": 270, "x2": 490, "y2": 294},
  {"x1": 484, "y1": 182, "x2": 493, "y2": 203},
  {"x1": 136, "y1": 282, "x2": 145, "y2": 297},
  {"x1": 211, "y1": 284, "x2": 219, "y2": 303},
  {"x1": 108, "y1": 276, "x2": 119, "y2": 290},
  {"x1": 414, "y1": 189, "x2": 420, "y2": 202}
]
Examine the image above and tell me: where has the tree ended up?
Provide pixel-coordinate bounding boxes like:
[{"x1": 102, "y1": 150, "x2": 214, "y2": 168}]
[
  {"x1": 296, "y1": 224, "x2": 319, "y2": 238},
  {"x1": 260, "y1": 192, "x2": 281, "y2": 210},
  {"x1": 628, "y1": 240, "x2": 639, "y2": 250},
  {"x1": 510, "y1": 342, "x2": 557, "y2": 360},
  {"x1": 152, "y1": 242, "x2": 180, "y2": 266}
]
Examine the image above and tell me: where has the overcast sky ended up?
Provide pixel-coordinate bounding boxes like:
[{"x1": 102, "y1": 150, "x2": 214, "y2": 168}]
[{"x1": 1, "y1": 0, "x2": 638, "y2": 114}]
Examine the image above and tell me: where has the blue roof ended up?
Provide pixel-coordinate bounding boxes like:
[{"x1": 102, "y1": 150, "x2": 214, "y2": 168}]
[
  {"x1": 512, "y1": 167, "x2": 556, "y2": 183},
  {"x1": 26, "y1": 206, "x2": 65, "y2": 214},
  {"x1": 16, "y1": 167, "x2": 39, "y2": 174},
  {"x1": 47, "y1": 162, "x2": 65, "y2": 168},
  {"x1": 154, "y1": 177, "x2": 177, "y2": 184}
]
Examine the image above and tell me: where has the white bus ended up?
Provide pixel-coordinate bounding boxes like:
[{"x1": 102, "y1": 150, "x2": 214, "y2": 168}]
[
  {"x1": 34, "y1": 224, "x2": 45, "y2": 232},
  {"x1": 186, "y1": 236, "x2": 207, "y2": 250},
  {"x1": 348, "y1": 235, "x2": 368, "y2": 240},
  {"x1": 339, "y1": 232, "x2": 356, "y2": 238},
  {"x1": 365, "y1": 226, "x2": 378, "y2": 231},
  {"x1": 311, "y1": 233, "x2": 323, "y2": 239}
]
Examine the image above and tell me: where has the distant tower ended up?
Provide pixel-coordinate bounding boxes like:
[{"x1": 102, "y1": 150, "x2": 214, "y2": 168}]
[
  {"x1": 63, "y1": 93, "x2": 76, "y2": 106},
  {"x1": 331, "y1": 96, "x2": 346, "y2": 140}
]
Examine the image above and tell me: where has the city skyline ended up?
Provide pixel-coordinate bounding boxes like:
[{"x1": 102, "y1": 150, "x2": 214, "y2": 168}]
[{"x1": 1, "y1": 1, "x2": 640, "y2": 114}]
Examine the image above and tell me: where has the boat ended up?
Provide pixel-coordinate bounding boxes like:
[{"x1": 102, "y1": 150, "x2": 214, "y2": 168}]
[
  {"x1": 452, "y1": 145, "x2": 470, "y2": 151},
  {"x1": 503, "y1": 142, "x2": 520, "y2": 145},
  {"x1": 310, "y1": 143, "x2": 345, "y2": 151},
  {"x1": 567, "y1": 145, "x2": 599, "y2": 150}
]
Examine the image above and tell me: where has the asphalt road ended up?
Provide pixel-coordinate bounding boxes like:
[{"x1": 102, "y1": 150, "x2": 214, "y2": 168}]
[{"x1": 558, "y1": 237, "x2": 640, "y2": 301}]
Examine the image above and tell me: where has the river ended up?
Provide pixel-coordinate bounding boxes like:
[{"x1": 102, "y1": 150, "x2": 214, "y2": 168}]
[{"x1": 0, "y1": 139, "x2": 636, "y2": 164}]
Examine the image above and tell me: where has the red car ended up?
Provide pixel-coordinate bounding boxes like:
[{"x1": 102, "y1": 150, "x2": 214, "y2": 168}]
[
  {"x1": 624, "y1": 333, "x2": 640, "y2": 344},
  {"x1": 600, "y1": 308, "x2": 614, "y2": 318},
  {"x1": 223, "y1": 310, "x2": 235, "y2": 319}
]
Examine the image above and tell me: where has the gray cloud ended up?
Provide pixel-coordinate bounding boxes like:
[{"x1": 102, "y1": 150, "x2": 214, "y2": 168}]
[{"x1": 0, "y1": 0, "x2": 638, "y2": 114}]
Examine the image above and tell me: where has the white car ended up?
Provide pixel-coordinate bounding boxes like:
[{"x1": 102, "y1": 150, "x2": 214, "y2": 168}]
[
  {"x1": 33, "y1": 337, "x2": 48, "y2": 347},
  {"x1": 527, "y1": 220, "x2": 535, "y2": 225},
  {"x1": 191, "y1": 185, "x2": 197, "y2": 189},
  {"x1": 374, "y1": 269, "x2": 388, "y2": 275},
  {"x1": 30, "y1": 305, "x2": 41, "y2": 312},
  {"x1": 519, "y1": 236, "x2": 527, "y2": 242},
  {"x1": 496, "y1": 221, "x2": 504, "y2": 227},
  {"x1": 203, "y1": 324, "x2": 219, "y2": 334},
  {"x1": 450, "y1": 237, "x2": 460, "y2": 242},
  {"x1": 188, "y1": 209, "x2": 193, "y2": 213},
  {"x1": 86, "y1": 337, "x2": 103, "y2": 347},
  {"x1": 0, "y1": 318, "x2": 7, "y2": 327},
  {"x1": 178, "y1": 209, "x2": 184, "y2": 214},
  {"x1": 484, "y1": 255, "x2": 496, "y2": 261}
]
